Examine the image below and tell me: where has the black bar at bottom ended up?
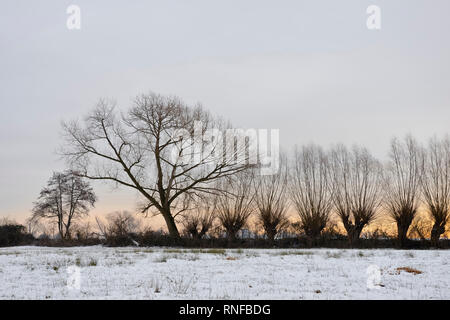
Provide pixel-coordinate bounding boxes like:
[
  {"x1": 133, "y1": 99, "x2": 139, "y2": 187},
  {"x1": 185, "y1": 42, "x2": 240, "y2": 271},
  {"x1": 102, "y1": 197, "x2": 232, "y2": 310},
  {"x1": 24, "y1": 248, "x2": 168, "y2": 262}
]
[{"x1": 3, "y1": 300, "x2": 448, "y2": 319}]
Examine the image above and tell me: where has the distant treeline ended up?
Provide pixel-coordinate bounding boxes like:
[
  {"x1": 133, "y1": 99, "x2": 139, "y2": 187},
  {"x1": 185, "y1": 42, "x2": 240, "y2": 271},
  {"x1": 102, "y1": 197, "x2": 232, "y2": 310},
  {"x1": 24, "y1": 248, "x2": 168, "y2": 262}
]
[{"x1": 1, "y1": 219, "x2": 449, "y2": 249}]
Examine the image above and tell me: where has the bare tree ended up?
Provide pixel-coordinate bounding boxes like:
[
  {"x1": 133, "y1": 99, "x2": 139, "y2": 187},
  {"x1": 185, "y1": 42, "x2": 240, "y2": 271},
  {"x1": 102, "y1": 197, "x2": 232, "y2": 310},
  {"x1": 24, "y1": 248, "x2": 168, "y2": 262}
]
[
  {"x1": 289, "y1": 144, "x2": 333, "y2": 239},
  {"x1": 421, "y1": 136, "x2": 450, "y2": 246},
  {"x1": 61, "y1": 93, "x2": 249, "y2": 238},
  {"x1": 329, "y1": 145, "x2": 383, "y2": 246},
  {"x1": 0, "y1": 217, "x2": 18, "y2": 226},
  {"x1": 181, "y1": 194, "x2": 216, "y2": 239},
  {"x1": 253, "y1": 155, "x2": 289, "y2": 242},
  {"x1": 217, "y1": 171, "x2": 256, "y2": 240},
  {"x1": 384, "y1": 135, "x2": 423, "y2": 247},
  {"x1": 31, "y1": 171, "x2": 96, "y2": 240},
  {"x1": 75, "y1": 222, "x2": 94, "y2": 241},
  {"x1": 25, "y1": 216, "x2": 53, "y2": 238},
  {"x1": 408, "y1": 216, "x2": 432, "y2": 241},
  {"x1": 95, "y1": 211, "x2": 142, "y2": 243},
  {"x1": 108, "y1": 211, "x2": 141, "y2": 235}
]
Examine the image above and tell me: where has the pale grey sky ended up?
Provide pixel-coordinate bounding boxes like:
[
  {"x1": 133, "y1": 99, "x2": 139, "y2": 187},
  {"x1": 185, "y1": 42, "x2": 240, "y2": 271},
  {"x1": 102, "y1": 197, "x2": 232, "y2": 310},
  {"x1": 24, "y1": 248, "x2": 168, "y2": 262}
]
[{"x1": 1, "y1": 0, "x2": 450, "y2": 224}]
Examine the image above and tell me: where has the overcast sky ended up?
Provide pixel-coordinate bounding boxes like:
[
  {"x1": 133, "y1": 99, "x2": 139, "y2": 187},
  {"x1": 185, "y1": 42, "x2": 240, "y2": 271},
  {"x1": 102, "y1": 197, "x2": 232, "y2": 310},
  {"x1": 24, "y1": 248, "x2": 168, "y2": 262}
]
[{"x1": 1, "y1": 0, "x2": 450, "y2": 225}]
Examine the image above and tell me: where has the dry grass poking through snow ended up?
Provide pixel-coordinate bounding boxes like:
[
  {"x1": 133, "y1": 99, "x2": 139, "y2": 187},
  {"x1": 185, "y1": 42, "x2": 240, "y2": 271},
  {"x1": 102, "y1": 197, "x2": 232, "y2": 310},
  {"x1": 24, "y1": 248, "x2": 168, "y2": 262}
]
[{"x1": 396, "y1": 267, "x2": 423, "y2": 275}]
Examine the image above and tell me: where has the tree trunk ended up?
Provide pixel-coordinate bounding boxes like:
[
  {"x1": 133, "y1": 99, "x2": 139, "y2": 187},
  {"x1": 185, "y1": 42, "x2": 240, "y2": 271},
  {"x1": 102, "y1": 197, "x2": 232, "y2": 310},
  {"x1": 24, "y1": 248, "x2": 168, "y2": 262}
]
[
  {"x1": 344, "y1": 222, "x2": 365, "y2": 247},
  {"x1": 58, "y1": 220, "x2": 64, "y2": 241},
  {"x1": 190, "y1": 230, "x2": 200, "y2": 239},
  {"x1": 227, "y1": 229, "x2": 238, "y2": 242},
  {"x1": 65, "y1": 215, "x2": 73, "y2": 240},
  {"x1": 346, "y1": 226, "x2": 363, "y2": 247},
  {"x1": 304, "y1": 225, "x2": 322, "y2": 240},
  {"x1": 430, "y1": 222, "x2": 445, "y2": 247},
  {"x1": 267, "y1": 231, "x2": 276, "y2": 244},
  {"x1": 304, "y1": 228, "x2": 322, "y2": 247},
  {"x1": 160, "y1": 207, "x2": 180, "y2": 238},
  {"x1": 265, "y1": 226, "x2": 276, "y2": 244},
  {"x1": 397, "y1": 223, "x2": 410, "y2": 248},
  {"x1": 198, "y1": 229, "x2": 207, "y2": 239}
]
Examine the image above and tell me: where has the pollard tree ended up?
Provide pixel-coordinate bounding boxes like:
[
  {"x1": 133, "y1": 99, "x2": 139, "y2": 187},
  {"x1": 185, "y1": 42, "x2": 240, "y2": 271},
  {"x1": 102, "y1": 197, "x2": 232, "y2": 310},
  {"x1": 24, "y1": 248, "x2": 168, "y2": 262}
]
[
  {"x1": 421, "y1": 136, "x2": 450, "y2": 246},
  {"x1": 253, "y1": 154, "x2": 289, "y2": 242},
  {"x1": 216, "y1": 170, "x2": 256, "y2": 240},
  {"x1": 289, "y1": 144, "x2": 333, "y2": 239},
  {"x1": 61, "y1": 93, "x2": 248, "y2": 238},
  {"x1": 330, "y1": 145, "x2": 383, "y2": 246},
  {"x1": 384, "y1": 135, "x2": 423, "y2": 247},
  {"x1": 181, "y1": 193, "x2": 217, "y2": 239},
  {"x1": 31, "y1": 171, "x2": 96, "y2": 239}
]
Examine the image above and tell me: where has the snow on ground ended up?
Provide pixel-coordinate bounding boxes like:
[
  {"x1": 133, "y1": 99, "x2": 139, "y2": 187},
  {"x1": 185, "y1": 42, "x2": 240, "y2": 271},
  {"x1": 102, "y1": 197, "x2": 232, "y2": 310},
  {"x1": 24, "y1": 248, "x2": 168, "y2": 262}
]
[{"x1": 0, "y1": 246, "x2": 448, "y2": 299}]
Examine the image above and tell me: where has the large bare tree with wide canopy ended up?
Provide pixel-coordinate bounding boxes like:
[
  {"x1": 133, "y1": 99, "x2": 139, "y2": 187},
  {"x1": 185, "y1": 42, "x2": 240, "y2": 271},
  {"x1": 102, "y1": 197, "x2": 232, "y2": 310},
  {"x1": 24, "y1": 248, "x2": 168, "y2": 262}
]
[{"x1": 61, "y1": 93, "x2": 249, "y2": 238}]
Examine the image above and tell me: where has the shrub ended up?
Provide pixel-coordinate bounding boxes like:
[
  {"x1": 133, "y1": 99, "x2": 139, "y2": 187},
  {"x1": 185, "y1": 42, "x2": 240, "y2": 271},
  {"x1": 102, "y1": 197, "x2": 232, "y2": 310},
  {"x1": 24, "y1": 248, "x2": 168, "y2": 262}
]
[{"x1": 0, "y1": 224, "x2": 34, "y2": 247}]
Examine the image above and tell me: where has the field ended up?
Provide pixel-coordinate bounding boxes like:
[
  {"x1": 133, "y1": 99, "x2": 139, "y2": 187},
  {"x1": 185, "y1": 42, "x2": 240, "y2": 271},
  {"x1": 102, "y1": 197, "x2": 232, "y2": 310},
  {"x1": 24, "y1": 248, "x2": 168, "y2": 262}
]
[{"x1": 0, "y1": 246, "x2": 448, "y2": 299}]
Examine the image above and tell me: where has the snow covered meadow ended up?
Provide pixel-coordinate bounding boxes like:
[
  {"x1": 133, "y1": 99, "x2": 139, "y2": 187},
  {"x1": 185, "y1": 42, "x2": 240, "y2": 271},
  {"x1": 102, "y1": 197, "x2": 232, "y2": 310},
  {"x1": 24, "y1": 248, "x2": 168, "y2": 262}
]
[{"x1": 0, "y1": 246, "x2": 448, "y2": 299}]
